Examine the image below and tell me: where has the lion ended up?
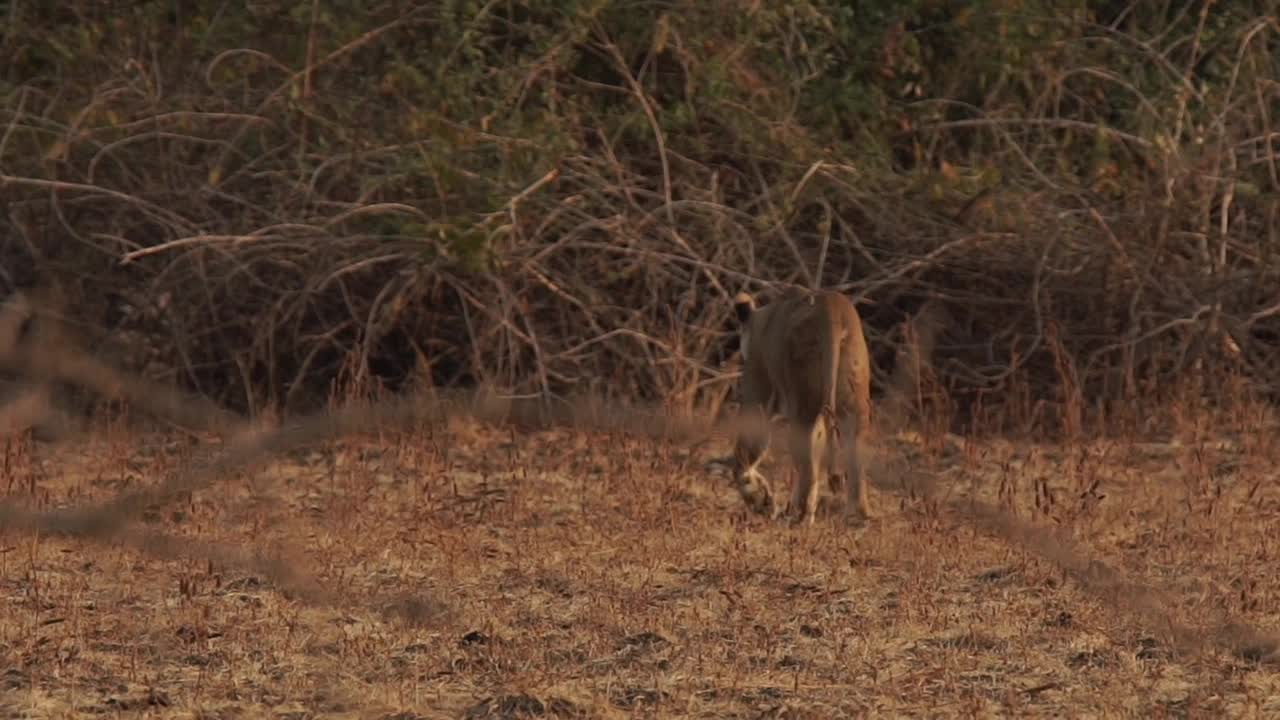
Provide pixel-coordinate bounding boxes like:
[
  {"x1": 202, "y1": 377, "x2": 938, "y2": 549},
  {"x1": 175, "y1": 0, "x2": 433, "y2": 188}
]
[
  {"x1": 0, "y1": 290, "x2": 62, "y2": 440},
  {"x1": 0, "y1": 290, "x2": 36, "y2": 361},
  {"x1": 729, "y1": 288, "x2": 874, "y2": 527}
]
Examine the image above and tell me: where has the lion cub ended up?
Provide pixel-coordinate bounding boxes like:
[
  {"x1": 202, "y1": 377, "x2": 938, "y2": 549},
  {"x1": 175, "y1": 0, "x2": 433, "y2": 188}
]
[{"x1": 730, "y1": 288, "x2": 873, "y2": 527}]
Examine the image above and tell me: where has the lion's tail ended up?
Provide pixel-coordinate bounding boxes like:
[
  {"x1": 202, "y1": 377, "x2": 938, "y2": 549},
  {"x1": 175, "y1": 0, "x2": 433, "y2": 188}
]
[{"x1": 819, "y1": 294, "x2": 841, "y2": 427}]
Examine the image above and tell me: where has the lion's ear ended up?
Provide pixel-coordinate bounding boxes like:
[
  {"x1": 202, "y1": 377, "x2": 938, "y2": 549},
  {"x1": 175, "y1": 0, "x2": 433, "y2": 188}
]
[{"x1": 732, "y1": 292, "x2": 756, "y2": 325}]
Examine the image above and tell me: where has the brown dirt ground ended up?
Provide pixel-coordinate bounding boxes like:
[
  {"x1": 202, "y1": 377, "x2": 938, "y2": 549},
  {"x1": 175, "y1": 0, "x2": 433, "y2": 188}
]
[{"x1": 3, "y1": 416, "x2": 1280, "y2": 719}]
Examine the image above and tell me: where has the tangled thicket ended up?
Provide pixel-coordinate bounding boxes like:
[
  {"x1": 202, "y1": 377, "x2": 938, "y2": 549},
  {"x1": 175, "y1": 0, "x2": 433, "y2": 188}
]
[{"x1": 2, "y1": 1, "x2": 1278, "y2": 435}]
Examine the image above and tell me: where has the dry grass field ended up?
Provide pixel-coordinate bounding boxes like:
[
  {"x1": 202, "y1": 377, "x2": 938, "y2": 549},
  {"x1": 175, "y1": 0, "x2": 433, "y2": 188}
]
[
  {"x1": 5, "y1": 3, "x2": 1280, "y2": 715},
  {"x1": 4, "y1": 401, "x2": 1280, "y2": 719}
]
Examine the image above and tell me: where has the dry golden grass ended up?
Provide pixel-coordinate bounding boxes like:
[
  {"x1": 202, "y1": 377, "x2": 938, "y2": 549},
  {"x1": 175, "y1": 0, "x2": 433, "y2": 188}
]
[
  {"x1": 4, "y1": 410, "x2": 1280, "y2": 719},
  {"x1": 3, "y1": 291, "x2": 1280, "y2": 718}
]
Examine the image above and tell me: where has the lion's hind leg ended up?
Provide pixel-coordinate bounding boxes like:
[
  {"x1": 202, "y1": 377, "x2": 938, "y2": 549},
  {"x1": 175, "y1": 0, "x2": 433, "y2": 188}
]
[
  {"x1": 786, "y1": 419, "x2": 826, "y2": 526},
  {"x1": 837, "y1": 411, "x2": 873, "y2": 527}
]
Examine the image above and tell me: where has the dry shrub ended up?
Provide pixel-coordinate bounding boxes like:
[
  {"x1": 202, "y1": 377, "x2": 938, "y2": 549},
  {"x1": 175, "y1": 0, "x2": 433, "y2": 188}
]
[{"x1": 0, "y1": 2, "x2": 1277, "y2": 436}]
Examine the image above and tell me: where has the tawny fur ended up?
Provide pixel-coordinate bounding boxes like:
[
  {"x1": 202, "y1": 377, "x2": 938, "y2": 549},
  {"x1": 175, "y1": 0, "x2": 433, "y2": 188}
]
[{"x1": 730, "y1": 289, "x2": 873, "y2": 526}]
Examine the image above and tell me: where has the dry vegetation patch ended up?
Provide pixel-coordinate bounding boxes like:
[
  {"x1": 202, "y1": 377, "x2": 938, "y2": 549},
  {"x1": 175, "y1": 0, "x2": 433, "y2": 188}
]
[
  {"x1": 4, "y1": 417, "x2": 1280, "y2": 718},
  {"x1": 4, "y1": 4, "x2": 1280, "y2": 716}
]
